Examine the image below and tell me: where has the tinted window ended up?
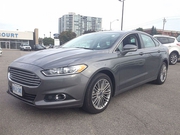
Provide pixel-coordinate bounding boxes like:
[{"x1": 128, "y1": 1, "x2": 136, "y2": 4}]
[
  {"x1": 121, "y1": 34, "x2": 140, "y2": 49},
  {"x1": 63, "y1": 32, "x2": 122, "y2": 50},
  {"x1": 141, "y1": 34, "x2": 156, "y2": 48},
  {"x1": 177, "y1": 35, "x2": 180, "y2": 42},
  {"x1": 155, "y1": 37, "x2": 169, "y2": 44},
  {"x1": 168, "y1": 38, "x2": 175, "y2": 43}
]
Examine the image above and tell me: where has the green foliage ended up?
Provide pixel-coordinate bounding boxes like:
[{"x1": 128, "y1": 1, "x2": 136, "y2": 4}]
[
  {"x1": 136, "y1": 27, "x2": 144, "y2": 31},
  {"x1": 83, "y1": 30, "x2": 96, "y2": 34},
  {"x1": 43, "y1": 37, "x2": 54, "y2": 45},
  {"x1": 38, "y1": 38, "x2": 43, "y2": 45},
  {"x1": 59, "y1": 31, "x2": 76, "y2": 45},
  {"x1": 151, "y1": 26, "x2": 157, "y2": 35}
]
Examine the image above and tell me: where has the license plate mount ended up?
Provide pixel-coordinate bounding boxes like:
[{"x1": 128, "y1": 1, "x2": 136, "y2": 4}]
[{"x1": 12, "y1": 83, "x2": 22, "y2": 96}]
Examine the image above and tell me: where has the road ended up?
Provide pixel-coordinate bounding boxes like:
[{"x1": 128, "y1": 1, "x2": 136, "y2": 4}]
[{"x1": 0, "y1": 49, "x2": 180, "y2": 135}]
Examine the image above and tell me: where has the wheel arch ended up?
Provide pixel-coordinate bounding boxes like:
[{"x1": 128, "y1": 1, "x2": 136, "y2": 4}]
[
  {"x1": 99, "y1": 70, "x2": 116, "y2": 97},
  {"x1": 163, "y1": 58, "x2": 169, "y2": 70},
  {"x1": 170, "y1": 50, "x2": 179, "y2": 58},
  {"x1": 83, "y1": 68, "x2": 116, "y2": 99}
]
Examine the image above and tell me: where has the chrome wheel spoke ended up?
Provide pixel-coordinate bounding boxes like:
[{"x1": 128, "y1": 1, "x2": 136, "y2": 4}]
[
  {"x1": 102, "y1": 94, "x2": 110, "y2": 102},
  {"x1": 160, "y1": 65, "x2": 167, "y2": 82},
  {"x1": 170, "y1": 54, "x2": 177, "y2": 64},
  {"x1": 93, "y1": 97, "x2": 99, "y2": 106},
  {"x1": 92, "y1": 79, "x2": 111, "y2": 110}
]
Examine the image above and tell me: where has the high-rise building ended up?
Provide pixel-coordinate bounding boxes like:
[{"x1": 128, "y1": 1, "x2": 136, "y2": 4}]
[{"x1": 58, "y1": 12, "x2": 102, "y2": 36}]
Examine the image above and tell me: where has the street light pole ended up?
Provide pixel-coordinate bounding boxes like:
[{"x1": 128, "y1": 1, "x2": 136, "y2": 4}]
[
  {"x1": 119, "y1": 0, "x2": 125, "y2": 30},
  {"x1": 162, "y1": 18, "x2": 166, "y2": 34},
  {"x1": 110, "y1": 19, "x2": 119, "y2": 30}
]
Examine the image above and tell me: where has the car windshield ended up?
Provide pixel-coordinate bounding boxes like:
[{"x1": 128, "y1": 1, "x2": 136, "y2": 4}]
[
  {"x1": 36, "y1": 45, "x2": 43, "y2": 49},
  {"x1": 62, "y1": 32, "x2": 122, "y2": 50}
]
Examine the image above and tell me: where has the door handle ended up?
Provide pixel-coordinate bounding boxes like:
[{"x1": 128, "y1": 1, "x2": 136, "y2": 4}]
[{"x1": 139, "y1": 52, "x2": 143, "y2": 55}]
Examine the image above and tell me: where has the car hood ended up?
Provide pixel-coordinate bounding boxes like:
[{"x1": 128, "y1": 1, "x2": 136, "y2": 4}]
[{"x1": 13, "y1": 48, "x2": 107, "y2": 69}]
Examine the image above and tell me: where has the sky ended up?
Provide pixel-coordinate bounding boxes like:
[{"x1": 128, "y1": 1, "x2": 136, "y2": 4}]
[{"x1": 1, "y1": 0, "x2": 180, "y2": 38}]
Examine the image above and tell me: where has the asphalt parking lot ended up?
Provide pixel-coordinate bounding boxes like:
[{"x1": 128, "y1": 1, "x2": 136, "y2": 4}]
[{"x1": 0, "y1": 49, "x2": 180, "y2": 135}]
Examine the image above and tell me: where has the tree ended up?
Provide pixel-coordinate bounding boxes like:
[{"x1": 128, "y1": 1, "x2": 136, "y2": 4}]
[
  {"x1": 59, "y1": 31, "x2": 76, "y2": 45},
  {"x1": 38, "y1": 38, "x2": 43, "y2": 45},
  {"x1": 136, "y1": 27, "x2": 144, "y2": 31},
  {"x1": 83, "y1": 30, "x2": 96, "y2": 34},
  {"x1": 151, "y1": 26, "x2": 157, "y2": 35},
  {"x1": 43, "y1": 37, "x2": 54, "y2": 45}
]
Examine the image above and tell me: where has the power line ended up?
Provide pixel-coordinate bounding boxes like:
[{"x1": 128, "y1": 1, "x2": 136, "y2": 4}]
[{"x1": 125, "y1": 16, "x2": 180, "y2": 30}]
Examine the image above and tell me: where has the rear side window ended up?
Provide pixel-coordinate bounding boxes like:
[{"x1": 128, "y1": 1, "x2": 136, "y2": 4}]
[
  {"x1": 155, "y1": 37, "x2": 175, "y2": 44},
  {"x1": 140, "y1": 34, "x2": 156, "y2": 48},
  {"x1": 155, "y1": 37, "x2": 168, "y2": 44},
  {"x1": 177, "y1": 35, "x2": 180, "y2": 42},
  {"x1": 168, "y1": 38, "x2": 175, "y2": 43}
]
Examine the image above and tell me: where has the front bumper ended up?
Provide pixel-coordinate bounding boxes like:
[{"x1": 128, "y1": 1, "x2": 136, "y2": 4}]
[
  {"x1": 7, "y1": 62, "x2": 89, "y2": 108},
  {"x1": 23, "y1": 48, "x2": 31, "y2": 50}
]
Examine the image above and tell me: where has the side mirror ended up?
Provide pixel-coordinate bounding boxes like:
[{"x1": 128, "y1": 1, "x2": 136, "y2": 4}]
[{"x1": 121, "y1": 44, "x2": 137, "y2": 55}]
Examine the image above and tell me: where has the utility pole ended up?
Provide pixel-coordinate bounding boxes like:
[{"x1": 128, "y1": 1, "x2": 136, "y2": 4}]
[
  {"x1": 162, "y1": 18, "x2": 166, "y2": 34},
  {"x1": 119, "y1": 0, "x2": 125, "y2": 30}
]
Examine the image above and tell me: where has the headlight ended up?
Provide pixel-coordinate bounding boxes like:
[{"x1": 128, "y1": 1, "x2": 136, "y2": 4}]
[{"x1": 42, "y1": 64, "x2": 87, "y2": 76}]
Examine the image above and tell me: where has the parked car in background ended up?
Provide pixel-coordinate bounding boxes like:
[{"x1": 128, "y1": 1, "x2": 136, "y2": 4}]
[
  {"x1": 154, "y1": 35, "x2": 180, "y2": 65},
  {"x1": 7, "y1": 31, "x2": 169, "y2": 114},
  {"x1": 0, "y1": 47, "x2": 2, "y2": 56},
  {"x1": 20, "y1": 44, "x2": 32, "y2": 51},
  {"x1": 34, "y1": 44, "x2": 46, "y2": 51},
  {"x1": 48, "y1": 44, "x2": 54, "y2": 48},
  {"x1": 40, "y1": 44, "x2": 47, "y2": 49}
]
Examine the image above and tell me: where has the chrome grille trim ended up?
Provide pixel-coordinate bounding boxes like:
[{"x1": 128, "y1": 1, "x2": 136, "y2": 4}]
[{"x1": 8, "y1": 68, "x2": 41, "y2": 88}]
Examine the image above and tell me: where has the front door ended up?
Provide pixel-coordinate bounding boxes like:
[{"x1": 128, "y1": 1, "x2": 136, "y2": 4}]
[{"x1": 115, "y1": 33, "x2": 149, "y2": 93}]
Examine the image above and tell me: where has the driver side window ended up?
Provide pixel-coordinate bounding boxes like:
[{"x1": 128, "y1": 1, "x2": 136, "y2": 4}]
[{"x1": 117, "y1": 34, "x2": 139, "y2": 51}]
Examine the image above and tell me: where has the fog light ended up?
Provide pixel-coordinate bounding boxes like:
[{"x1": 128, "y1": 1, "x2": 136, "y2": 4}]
[
  {"x1": 55, "y1": 94, "x2": 66, "y2": 100},
  {"x1": 44, "y1": 93, "x2": 73, "y2": 102}
]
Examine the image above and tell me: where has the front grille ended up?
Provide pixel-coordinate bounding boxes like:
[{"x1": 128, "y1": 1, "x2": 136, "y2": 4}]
[
  {"x1": 24, "y1": 92, "x2": 36, "y2": 101},
  {"x1": 9, "y1": 68, "x2": 41, "y2": 87}
]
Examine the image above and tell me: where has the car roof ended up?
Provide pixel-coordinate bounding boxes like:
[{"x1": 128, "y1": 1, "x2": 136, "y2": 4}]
[
  {"x1": 153, "y1": 35, "x2": 176, "y2": 38},
  {"x1": 91, "y1": 30, "x2": 152, "y2": 37}
]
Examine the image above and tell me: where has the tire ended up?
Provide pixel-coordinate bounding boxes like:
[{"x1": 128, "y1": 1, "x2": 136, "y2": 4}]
[
  {"x1": 154, "y1": 62, "x2": 167, "y2": 85},
  {"x1": 82, "y1": 73, "x2": 113, "y2": 114},
  {"x1": 169, "y1": 52, "x2": 178, "y2": 65}
]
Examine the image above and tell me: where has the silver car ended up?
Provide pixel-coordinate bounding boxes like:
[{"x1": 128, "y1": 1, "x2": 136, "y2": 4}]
[{"x1": 7, "y1": 31, "x2": 169, "y2": 114}]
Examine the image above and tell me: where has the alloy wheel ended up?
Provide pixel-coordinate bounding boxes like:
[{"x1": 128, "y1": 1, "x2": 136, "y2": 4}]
[
  {"x1": 170, "y1": 53, "x2": 178, "y2": 65},
  {"x1": 91, "y1": 79, "x2": 111, "y2": 110},
  {"x1": 160, "y1": 64, "x2": 167, "y2": 83}
]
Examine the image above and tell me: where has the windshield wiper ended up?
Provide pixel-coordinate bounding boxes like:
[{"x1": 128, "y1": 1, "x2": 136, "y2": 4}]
[{"x1": 76, "y1": 47, "x2": 92, "y2": 50}]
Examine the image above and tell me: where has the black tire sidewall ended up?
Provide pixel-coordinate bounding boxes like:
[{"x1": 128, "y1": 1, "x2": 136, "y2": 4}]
[{"x1": 156, "y1": 62, "x2": 167, "y2": 84}]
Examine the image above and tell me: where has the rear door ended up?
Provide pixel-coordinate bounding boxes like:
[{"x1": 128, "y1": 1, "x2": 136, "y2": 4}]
[{"x1": 139, "y1": 33, "x2": 161, "y2": 79}]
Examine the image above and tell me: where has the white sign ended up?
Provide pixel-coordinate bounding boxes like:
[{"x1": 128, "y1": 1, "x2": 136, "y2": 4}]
[
  {"x1": 0, "y1": 30, "x2": 33, "y2": 40},
  {"x1": 54, "y1": 39, "x2": 60, "y2": 45}
]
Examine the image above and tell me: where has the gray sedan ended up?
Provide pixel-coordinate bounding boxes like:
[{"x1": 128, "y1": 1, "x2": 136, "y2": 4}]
[{"x1": 7, "y1": 31, "x2": 169, "y2": 114}]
